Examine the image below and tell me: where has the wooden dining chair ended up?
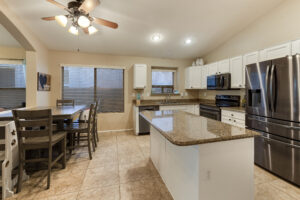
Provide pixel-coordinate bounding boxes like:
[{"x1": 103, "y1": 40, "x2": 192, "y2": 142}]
[
  {"x1": 64, "y1": 103, "x2": 96, "y2": 160},
  {"x1": 12, "y1": 109, "x2": 67, "y2": 192},
  {"x1": 56, "y1": 99, "x2": 75, "y2": 106}
]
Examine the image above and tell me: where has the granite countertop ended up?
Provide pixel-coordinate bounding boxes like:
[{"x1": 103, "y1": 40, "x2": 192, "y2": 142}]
[
  {"x1": 221, "y1": 107, "x2": 246, "y2": 113},
  {"x1": 133, "y1": 99, "x2": 214, "y2": 107},
  {"x1": 140, "y1": 110, "x2": 258, "y2": 146}
]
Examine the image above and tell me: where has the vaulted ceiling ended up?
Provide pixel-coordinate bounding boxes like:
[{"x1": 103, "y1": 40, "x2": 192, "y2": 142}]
[
  {"x1": 0, "y1": 24, "x2": 21, "y2": 47},
  {"x1": 3, "y1": 0, "x2": 284, "y2": 59}
]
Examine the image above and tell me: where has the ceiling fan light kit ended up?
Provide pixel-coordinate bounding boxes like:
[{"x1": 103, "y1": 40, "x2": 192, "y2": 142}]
[
  {"x1": 55, "y1": 15, "x2": 68, "y2": 27},
  {"x1": 42, "y1": 0, "x2": 118, "y2": 35},
  {"x1": 68, "y1": 25, "x2": 79, "y2": 35}
]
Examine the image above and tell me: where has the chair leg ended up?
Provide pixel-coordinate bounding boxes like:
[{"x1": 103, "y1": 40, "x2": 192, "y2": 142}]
[
  {"x1": 61, "y1": 136, "x2": 66, "y2": 169},
  {"x1": 47, "y1": 146, "x2": 52, "y2": 189},
  {"x1": 95, "y1": 120, "x2": 99, "y2": 142},
  {"x1": 77, "y1": 132, "x2": 80, "y2": 145},
  {"x1": 17, "y1": 151, "x2": 24, "y2": 193},
  {"x1": 93, "y1": 127, "x2": 97, "y2": 148},
  {"x1": 68, "y1": 133, "x2": 73, "y2": 155},
  {"x1": 87, "y1": 133, "x2": 92, "y2": 160},
  {"x1": 91, "y1": 132, "x2": 95, "y2": 152}
]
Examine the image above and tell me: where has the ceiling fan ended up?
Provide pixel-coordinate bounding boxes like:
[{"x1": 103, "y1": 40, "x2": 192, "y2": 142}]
[{"x1": 42, "y1": 0, "x2": 118, "y2": 35}]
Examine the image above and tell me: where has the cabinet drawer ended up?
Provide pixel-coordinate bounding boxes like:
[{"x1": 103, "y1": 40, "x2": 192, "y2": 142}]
[
  {"x1": 222, "y1": 110, "x2": 245, "y2": 120},
  {"x1": 222, "y1": 116, "x2": 245, "y2": 128}
]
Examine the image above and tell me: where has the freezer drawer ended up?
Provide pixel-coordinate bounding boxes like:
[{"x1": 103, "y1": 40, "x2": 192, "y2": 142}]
[
  {"x1": 246, "y1": 114, "x2": 300, "y2": 141},
  {"x1": 254, "y1": 132, "x2": 300, "y2": 186}
]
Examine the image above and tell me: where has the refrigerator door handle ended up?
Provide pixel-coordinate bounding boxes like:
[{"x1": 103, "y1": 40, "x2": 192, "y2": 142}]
[
  {"x1": 266, "y1": 65, "x2": 271, "y2": 112},
  {"x1": 260, "y1": 136, "x2": 300, "y2": 149},
  {"x1": 248, "y1": 117, "x2": 300, "y2": 130},
  {"x1": 270, "y1": 65, "x2": 276, "y2": 112}
]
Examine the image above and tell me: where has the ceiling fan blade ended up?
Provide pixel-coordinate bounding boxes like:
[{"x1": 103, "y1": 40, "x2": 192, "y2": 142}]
[
  {"x1": 82, "y1": 27, "x2": 89, "y2": 34},
  {"x1": 46, "y1": 0, "x2": 67, "y2": 10},
  {"x1": 41, "y1": 16, "x2": 56, "y2": 21},
  {"x1": 79, "y1": 0, "x2": 100, "y2": 13},
  {"x1": 93, "y1": 17, "x2": 118, "y2": 29}
]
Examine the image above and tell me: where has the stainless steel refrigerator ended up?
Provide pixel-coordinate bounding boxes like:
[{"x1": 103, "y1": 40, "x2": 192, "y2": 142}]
[{"x1": 246, "y1": 55, "x2": 300, "y2": 186}]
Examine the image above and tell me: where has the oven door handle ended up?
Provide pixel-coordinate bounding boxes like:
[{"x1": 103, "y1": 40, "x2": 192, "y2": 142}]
[
  {"x1": 248, "y1": 117, "x2": 300, "y2": 130},
  {"x1": 260, "y1": 135, "x2": 300, "y2": 149}
]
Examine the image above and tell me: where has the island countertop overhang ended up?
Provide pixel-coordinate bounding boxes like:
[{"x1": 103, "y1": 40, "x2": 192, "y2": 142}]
[{"x1": 140, "y1": 110, "x2": 259, "y2": 146}]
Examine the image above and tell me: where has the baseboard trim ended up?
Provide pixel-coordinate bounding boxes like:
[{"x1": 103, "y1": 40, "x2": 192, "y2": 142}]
[{"x1": 98, "y1": 129, "x2": 133, "y2": 134}]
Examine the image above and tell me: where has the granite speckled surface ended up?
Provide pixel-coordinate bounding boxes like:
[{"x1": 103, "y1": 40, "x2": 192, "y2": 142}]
[
  {"x1": 133, "y1": 99, "x2": 214, "y2": 107},
  {"x1": 221, "y1": 107, "x2": 246, "y2": 113},
  {"x1": 140, "y1": 110, "x2": 258, "y2": 146}
]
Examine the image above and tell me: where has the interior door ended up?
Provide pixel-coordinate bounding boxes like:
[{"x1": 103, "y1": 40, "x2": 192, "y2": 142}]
[
  {"x1": 271, "y1": 56, "x2": 300, "y2": 122},
  {"x1": 246, "y1": 61, "x2": 271, "y2": 117}
]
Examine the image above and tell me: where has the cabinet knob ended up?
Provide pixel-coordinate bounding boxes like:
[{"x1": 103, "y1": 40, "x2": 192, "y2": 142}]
[
  {"x1": 231, "y1": 114, "x2": 234, "y2": 116},
  {"x1": 11, "y1": 130, "x2": 16, "y2": 135}
]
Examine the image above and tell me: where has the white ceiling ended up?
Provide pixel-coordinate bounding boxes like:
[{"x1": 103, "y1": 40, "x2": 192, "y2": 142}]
[
  {"x1": 0, "y1": 24, "x2": 21, "y2": 47},
  {"x1": 4, "y1": 0, "x2": 284, "y2": 59}
]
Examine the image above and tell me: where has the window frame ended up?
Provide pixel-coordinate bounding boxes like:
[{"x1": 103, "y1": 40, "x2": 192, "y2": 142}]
[
  {"x1": 61, "y1": 66, "x2": 125, "y2": 113},
  {"x1": 151, "y1": 67, "x2": 177, "y2": 95}
]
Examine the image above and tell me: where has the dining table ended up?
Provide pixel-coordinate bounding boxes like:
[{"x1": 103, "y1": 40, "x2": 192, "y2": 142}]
[{"x1": 0, "y1": 105, "x2": 87, "y2": 122}]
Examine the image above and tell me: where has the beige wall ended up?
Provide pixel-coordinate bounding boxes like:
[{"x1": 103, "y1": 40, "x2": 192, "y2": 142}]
[
  {"x1": 200, "y1": 0, "x2": 300, "y2": 100},
  {"x1": 0, "y1": 46, "x2": 25, "y2": 59},
  {"x1": 48, "y1": 50, "x2": 194, "y2": 131},
  {"x1": 204, "y1": 0, "x2": 300, "y2": 62},
  {"x1": 0, "y1": 1, "x2": 50, "y2": 107}
]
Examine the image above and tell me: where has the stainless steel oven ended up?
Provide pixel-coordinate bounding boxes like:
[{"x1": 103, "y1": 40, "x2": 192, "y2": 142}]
[{"x1": 200, "y1": 105, "x2": 221, "y2": 121}]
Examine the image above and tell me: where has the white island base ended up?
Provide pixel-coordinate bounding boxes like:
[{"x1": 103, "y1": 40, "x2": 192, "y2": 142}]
[{"x1": 150, "y1": 127, "x2": 254, "y2": 200}]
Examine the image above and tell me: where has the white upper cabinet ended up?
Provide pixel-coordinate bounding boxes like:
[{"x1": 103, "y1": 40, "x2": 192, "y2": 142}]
[
  {"x1": 192, "y1": 66, "x2": 202, "y2": 89},
  {"x1": 217, "y1": 59, "x2": 230, "y2": 74},
  {"x1": 133, "y1": 64, "x2": 147, "y2": 89},
  {"x1": 259, "y1": 42, "x2": 291, "y2": 61},
  {"x1": 185, "y1": 66, "x2": 201, "y2": 89},
  {"x1": 230, "y1": 56, "x2": 243, "y2": 88},
  {"x1": 292, "y1": 39, "x2": 300, "y2": 55},
  {"x1": 243, "y1": 51, "x2": 259, "y2": 66},
  {"x1": 208, "y1": 62, "x2": 218, "y2": 75},
  {"x1": 200, "y1": 65, "x2": 208, "y2": 89}
]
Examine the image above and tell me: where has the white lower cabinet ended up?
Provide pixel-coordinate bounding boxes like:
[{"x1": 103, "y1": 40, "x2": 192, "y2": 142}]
[
  {"x1": 160, "y1": 104, "x2": 199, "y2": 115},
  {"x1": 221, "y1": 110, "x2": 245, "y2": 128}
]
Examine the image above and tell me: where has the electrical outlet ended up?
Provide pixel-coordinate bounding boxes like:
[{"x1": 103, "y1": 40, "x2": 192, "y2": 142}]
[{"x1": 204, "y1": 92, "x2": 207, "y2": 97}]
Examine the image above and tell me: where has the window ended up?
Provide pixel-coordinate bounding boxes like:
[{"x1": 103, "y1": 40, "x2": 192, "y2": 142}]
[
  {"x1": 151, "y1": 68, "x2": 176, "y2": 94},
  {"x1": 62, "y1": 66, "x2": 124, "y2": 113},
  {"x1": 0, "y1": 61, "x2": 26, "y2": 110}
]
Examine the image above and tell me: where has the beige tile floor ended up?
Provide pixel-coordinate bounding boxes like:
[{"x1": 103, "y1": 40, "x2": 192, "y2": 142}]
[{"x1": 7, "y1": 131, "x2": 300, "y2": 200}]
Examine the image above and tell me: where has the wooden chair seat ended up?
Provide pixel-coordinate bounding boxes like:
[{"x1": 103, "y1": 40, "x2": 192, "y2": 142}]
[
  {"x1": 23, "y1": 131, "x2": 66, "y2": 147},
  {"x1": 63, "y1": 123, "x2": 88, "y2": 133}
]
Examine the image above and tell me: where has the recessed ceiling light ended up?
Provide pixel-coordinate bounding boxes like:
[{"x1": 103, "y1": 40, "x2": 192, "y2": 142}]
[
  {"x1": 185, "y1": 38, "x2": 192, "y2": 45},
  {"x1": 151, "y1": 33, "x2": 162, "y2": 42}
]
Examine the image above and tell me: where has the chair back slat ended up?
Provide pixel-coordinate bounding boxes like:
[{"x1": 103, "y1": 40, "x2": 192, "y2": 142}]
[
  {"x1": 18, "y1": 129, "x2": 50, "y2": 138},
  {"x1": 18, "y1": 119, "x2": 49, "y2": 128},
  {"x1": 15, "y1": 109, "x2": 51, "y2": 119},
  {"x1": 12, "y1": 109, "x2": 52, "y2": 140},
  {"x1": 87, "y1": 104, "x2": 95, "y2": 134},
  {"x1": 56, "y1": 99, "x2": 75, "y2": 106}
]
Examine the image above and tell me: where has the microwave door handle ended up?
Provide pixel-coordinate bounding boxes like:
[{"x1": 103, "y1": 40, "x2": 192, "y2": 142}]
[
  {"x1": 270, "y1": 65, "x2": 276, "y2": 112},
  {"x1": 220, "y1": 76, "x2": 224, "y2": 87},
  {"x1": 266, "y1": 65, "x2": 271, "y2": 112}
]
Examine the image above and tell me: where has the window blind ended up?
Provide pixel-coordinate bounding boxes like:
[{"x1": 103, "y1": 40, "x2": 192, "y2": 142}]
[
  {"x1": 0, "y1": 62, "x2": 26, "y2": 109},
  {"x1": 62, "y1": 66, "x2": 124, "y2": 113}
]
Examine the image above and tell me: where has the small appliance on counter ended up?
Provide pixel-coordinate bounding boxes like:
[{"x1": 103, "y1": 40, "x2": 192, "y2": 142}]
[
  {"x1": 200, "y1": 95, "x2": 240, "y2": 121},
  {"x1": 207, "y1": 73, "x2": 231, "y2": 90}
]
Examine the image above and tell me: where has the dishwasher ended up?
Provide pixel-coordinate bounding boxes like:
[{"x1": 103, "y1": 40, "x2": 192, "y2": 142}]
[{"x1": 139, "y1": 105, "x2": 160, "y2": 134}]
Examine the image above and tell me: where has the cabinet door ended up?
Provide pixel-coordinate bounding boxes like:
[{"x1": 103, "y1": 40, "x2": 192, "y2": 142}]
[
  {"x1": 192, "y1": 66, "x2": 201, "y2": 89},
  {"x1": 292, "y1": 39, "x2": 300, "y2": 55},
  {"x1": 243, "y1": 51, "x2": 259, "y2": 87},
  {"x1": 208, "y1": 62, "x2": 218, "y2": 75},
  {"x1": 230, "y1": 56, "x2": 243, "y2": 88},
  {"x1": 133, "y1": 64, "x2": 147, "y2": 89},
  {"x1": 259, "y1": 42, "x2": 291, "y2": 61},
  {"x1": 217, "y1": 59, "x2": 230, "y2": 74},
  {"x1": 200, "y1": 65, "x2": 208, "y2": 89},
  {"x1": 185, "y1": 67, "x2": 193, "y2": 89}
]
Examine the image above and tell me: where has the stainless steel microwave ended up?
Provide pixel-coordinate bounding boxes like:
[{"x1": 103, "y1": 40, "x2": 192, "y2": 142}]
[{"x1": 207, "y1": 73, "x2": 231, "y2": 90}]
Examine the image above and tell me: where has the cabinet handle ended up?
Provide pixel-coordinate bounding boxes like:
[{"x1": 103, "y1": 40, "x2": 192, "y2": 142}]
[
  {"x1": 11, "y1": 130, "x2": 16, "y2": 135},
  {"x1": 11, "y1": 139, "x2": 16, "y2": 146},
  {"x1": 229, "y1": 119, "x2": 232, "y2": 121},
  {"x1": 231, "y1": 114, "x2": 234, "y2": 116},
  {"x1": 234, "y1": 120, "x2": 236, "y2": 122}
]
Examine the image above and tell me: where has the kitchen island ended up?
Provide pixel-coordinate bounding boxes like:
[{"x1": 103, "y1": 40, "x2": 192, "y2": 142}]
[{"x1": 140, "y1": 110, "x2": 258, "y2": 200}]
